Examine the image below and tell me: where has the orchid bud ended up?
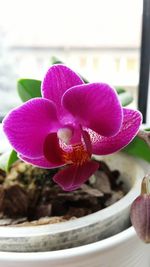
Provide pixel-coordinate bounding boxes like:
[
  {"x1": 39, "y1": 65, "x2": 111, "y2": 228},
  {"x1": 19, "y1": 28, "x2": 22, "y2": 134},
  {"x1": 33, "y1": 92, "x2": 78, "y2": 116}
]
[{"x1": 130, "y1": 174, "x2": 150, "y2": 243}]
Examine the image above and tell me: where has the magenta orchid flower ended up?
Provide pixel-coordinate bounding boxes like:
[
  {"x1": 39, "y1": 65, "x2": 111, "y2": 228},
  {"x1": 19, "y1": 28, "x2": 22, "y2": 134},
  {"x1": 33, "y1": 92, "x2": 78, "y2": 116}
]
[{"x1": 3, "y1": 64, "x2": 142, "y2": 191}]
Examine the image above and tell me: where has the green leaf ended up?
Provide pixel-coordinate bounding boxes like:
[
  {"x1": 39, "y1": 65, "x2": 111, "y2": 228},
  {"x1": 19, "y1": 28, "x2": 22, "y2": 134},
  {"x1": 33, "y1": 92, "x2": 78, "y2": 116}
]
[
  {"x1": 118, "y1": 91, "x2": 133, "y2": 106},
  {"x1": 123, "y1": 129, "x2": 150, "y2": 162},
  {"x1": 7, "y1": 150, "x2": 19, "y2": 171},
  {"x1": 0, "y1": 150, "x2": 19, "y2": 172},
  {"x1": 17, "y1": 79, "x2": 41, "y2": 102},
  {"x1": 115, "y1": 87, "x2": 126, "y2": 94},
  {"x1": 80, "y1": 75, "x2": 89, "y2": 84},
  {"x1": 115, "y1": 87, "x2": 133, "y2": 106},
  {"x1": 0, "y1": 152, "x2": 10, "y2": 171},
  {"x1": 51, "y1": 56, "x2": 64, "y2": 65}
]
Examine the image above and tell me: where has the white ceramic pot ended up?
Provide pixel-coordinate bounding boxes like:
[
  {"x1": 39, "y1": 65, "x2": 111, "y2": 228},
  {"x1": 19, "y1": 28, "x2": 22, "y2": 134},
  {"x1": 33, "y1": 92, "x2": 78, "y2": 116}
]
[
  {"x1": 0, "y1": 152, "x2": 144, "y2": 252},
  {"x1": 0, "y1": 226, "x2": 149, "y2": 267}
]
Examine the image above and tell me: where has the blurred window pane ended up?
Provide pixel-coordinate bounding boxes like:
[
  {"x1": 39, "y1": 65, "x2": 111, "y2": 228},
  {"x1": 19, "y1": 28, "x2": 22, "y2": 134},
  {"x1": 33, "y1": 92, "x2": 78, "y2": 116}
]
[{"x1": 0, "y1": 0, "x2": 143, "y2": 118}]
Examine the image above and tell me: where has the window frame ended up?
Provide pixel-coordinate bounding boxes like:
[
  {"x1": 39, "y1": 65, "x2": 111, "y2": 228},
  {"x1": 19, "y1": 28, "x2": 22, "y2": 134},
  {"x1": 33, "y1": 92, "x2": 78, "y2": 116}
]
[{"x1": 138, "y1": 0, "x2": 150, "y2": 123}]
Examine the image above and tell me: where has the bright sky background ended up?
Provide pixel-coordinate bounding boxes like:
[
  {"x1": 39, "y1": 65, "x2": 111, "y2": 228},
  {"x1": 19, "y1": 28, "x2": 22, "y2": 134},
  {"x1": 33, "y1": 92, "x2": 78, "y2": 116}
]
[{"x1": 0, "y1": 0, "x2": 142, "y2": 47}]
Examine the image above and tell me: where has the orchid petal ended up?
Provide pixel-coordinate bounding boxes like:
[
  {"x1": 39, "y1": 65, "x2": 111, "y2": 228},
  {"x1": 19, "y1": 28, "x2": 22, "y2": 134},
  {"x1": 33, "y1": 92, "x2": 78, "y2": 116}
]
[
  {"x1": 62, "y1": 83, "x2": 123, "y2": 137},
  {"x1": 90, "y1": 109, "x2": 142, "y2": 155},
  {"x1": 41, "y1": 64, "x2": 83, "y2": 118},
  {"x1": 43, "y1": 132, "x2": 65, "y2": 165},
  {"x1": 3, "y1": 98, "x2": 60, "y2": 158},
  {"x1": 81, "y1": 129, "x2": 92, "y2": 156},
  {"x1": 53, "y1": 160, "x2": 99, "y2": 191},
  {"x1": 20, "y1": 154, "x2": 63, "y2": 169}
]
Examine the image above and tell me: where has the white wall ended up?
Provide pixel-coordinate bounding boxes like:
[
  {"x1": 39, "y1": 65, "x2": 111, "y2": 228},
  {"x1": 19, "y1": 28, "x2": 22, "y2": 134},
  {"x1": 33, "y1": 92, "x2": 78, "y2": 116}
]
[{"x1": 0, "y1": 0, "x2": 142, "y2": 48}]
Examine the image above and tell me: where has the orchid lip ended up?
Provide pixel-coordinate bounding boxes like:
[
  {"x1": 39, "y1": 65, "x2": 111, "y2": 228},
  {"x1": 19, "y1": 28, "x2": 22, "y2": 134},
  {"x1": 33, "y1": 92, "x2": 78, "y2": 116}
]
[{"x1": 62, "y1": 144, "x2": 90, "y2": 166}]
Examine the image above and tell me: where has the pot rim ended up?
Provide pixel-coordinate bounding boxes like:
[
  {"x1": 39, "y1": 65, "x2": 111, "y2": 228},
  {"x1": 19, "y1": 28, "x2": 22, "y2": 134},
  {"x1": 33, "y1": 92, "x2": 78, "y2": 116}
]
[{"x1": 0, "y1": 227, "x2": 137, "y2": 260}]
